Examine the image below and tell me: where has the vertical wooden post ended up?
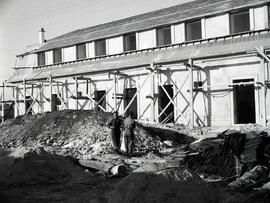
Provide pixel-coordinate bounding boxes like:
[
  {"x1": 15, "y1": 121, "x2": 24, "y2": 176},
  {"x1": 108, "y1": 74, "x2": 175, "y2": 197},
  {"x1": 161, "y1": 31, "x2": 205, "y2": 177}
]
[
  {"x1": 40, "y1": 82, "x2": 44, "y2": 113},
  {"x1": 260, "y1": 47, "x2": 267, "y2": 126},
  {"x1": 49, "y1": 75, "x2": 53, "y2": 112},
  {"x1": 150, "y1": 62, "x2": 155, "y2": 122},
  {"x1": 75, "y1": 77, "x2": 78, "y2": 110},
  {"x1": 89, "y1": 79, "x2": 92, "y2": 109},
  {"x1": 23, "y1": 79, "x2": 27, "y2": 115},
  {"x1": 65, "y1": 80, "x2": 69, "y2": 109},
  {"x1": 1, "y1": 82, "x2": 4, "y2": 122},
  {"x1": 189, "y1": 59, "x2": 194, "y2": 129},
  {"x1": 113, "y1": 74, "x2": 117, "y2": 111}
]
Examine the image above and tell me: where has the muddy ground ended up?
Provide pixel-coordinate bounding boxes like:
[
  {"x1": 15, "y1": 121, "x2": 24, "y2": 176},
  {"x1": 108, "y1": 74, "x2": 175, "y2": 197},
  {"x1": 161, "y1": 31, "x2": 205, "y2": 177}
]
[{"x1": 0, "y1": 110, "x2": 270, "y2": 203}]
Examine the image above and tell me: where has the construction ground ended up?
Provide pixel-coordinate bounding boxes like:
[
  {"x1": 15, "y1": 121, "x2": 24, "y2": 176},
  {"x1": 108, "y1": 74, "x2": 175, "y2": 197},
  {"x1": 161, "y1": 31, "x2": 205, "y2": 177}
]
[{"x1": 0, "y1": 109, "x2": 270, "y2": 202}]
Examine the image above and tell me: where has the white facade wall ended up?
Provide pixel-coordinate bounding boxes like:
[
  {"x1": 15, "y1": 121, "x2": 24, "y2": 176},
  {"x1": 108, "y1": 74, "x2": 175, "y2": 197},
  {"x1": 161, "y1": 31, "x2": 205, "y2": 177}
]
[
  {"x1": 204, "y1": 14, "x2": 230, "y2": 38},
  {"x1": 87, "y1": 42, "x2": 95, "y2": 58},
  {"x1": 250, "y1": 6, "x2": 269, "y2": 30},
  {"x1": 172, "y1": 23, "x2": 185, "y2": 43},
  {"x1": 63, "y1": 46, "x2": 76, "y2": 62},
  {"x1": 107, "y1": 36, "x2": 123, "y2": 54},
  {"x1": 17, "y1": 54, "x2": 37, "y2": 67},
  {"x1": 45, "y1": 51, "x2": 53, "y2": 65},
  {"x1": 137, "y1": 29, "x2": 156, "y2": 49}
]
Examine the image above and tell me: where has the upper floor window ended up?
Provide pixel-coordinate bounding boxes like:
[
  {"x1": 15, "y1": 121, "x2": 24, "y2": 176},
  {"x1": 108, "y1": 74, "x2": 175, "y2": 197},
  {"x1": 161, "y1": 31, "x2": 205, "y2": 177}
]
[
  {"x1": 37, "y1": 52, "x2": 45, "y2": 66},
  {"x1": 156, "y1": 26, "x2": 172, "y2": 46},
  {"x1": 76, "y1": 43, "x2": 86, "y2": 59},
  {"x1": 95, "y1": 39, "x2": 106, "y2": 56},
  {"x1": 186, "y1": 20, "x2": 202, "y2": 41},
  {"x1": 230, "y1": 10, "x2": 250, "y2": 34},
  {"x1": 53, "y1": 48, "x2": 62, "y2": 64},
  {"x1": 124, "y1": 33, "x2": 136, "y2": 51}
]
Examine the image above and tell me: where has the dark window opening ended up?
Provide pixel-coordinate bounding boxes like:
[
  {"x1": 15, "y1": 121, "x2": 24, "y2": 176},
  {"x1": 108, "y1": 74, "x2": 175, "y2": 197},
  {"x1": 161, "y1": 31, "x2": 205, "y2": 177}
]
[
  {"x1": 25, "y1": 96, "x2": 33, "y2": 115},
  {"x1": 53, "y1": 48, "x2": 62, "y2": 64},
  {"x1": 124, "y1": 33, "x2": 136, "y2": 51},
  {"x1": 230, "y1": 10, "x2": 250, "y2": 34},
  {"x1": 95, "y1": 39, "x2": 106, "y2": 56},
  {"x1": 186, "y1": 20, "x2": 202, "y2": 41},
  {"x1": 156, "y1": 26, "x2": 172, "y2": 46},
  {"x1": 76, "y1": 43, "x2": 86, "y2": 59},
  {"x1": 158, "y1": 85, "x2": 174, "y2": 123},
  {"x1": 37, "y1": 52, "x2": 45, "y2": 66},
  {"x1": 93, "y1": 90, "x2": 106, "y2": 111},
  {"x1": 233, "y1": 79, "x2": 255, "y2": 124},
  {"x1": 124, "y1": 88, "x2": 138, "y2": 119}
]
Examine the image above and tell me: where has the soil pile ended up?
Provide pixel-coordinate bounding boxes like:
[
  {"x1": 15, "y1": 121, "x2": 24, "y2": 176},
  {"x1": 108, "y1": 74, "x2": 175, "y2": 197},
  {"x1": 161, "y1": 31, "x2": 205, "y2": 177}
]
[
  {"x1": 107, "y1": 167, "x2": 219, "y2": 203},
  {"x1": 0, "y1": 147, "x2": 83, "y2": 186}
]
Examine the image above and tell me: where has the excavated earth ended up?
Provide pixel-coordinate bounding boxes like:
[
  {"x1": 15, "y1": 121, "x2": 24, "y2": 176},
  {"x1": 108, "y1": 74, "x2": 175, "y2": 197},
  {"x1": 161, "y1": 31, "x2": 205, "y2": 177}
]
[{"x1": 0, "y1": 110, "x2": 270, "y2": 202}]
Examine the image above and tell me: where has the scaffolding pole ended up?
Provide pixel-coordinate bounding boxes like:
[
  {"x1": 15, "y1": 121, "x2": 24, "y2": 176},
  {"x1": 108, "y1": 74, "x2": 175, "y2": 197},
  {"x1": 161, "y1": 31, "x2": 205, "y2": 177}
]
[
  {"x1": 189, "y1": 59, "x2": 194, "y2": 129},
  {"x1": 1, "y1": 82, "x2": 4, "y2": 122}
]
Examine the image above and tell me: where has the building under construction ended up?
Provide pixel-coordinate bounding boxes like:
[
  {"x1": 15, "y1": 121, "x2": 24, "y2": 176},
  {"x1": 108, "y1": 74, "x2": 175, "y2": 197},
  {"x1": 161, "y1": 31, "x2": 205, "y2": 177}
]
[{"x1": 2, "y1": 0, "x2": 270, "y2": 128}]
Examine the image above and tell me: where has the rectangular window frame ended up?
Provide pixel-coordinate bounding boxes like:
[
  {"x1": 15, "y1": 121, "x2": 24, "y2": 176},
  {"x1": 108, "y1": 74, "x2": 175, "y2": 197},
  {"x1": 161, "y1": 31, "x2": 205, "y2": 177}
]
[
  {"x1": 53, "y1": 48, "x2": 62, "y2": 64},
  {"x1": 156, "y1": 26, "x2": 172, "y2": 46},
  {"x1": 95, "y1": 39, "x2": 106, "y2": 56},
  {"x1": 229, "y1": 10, "x2": 250, "y2": 34},
  {"x1": 185, "y1": 19, "x2": 202, "y2": 41},
  {"x1": 123, "y1": 33, "x2": 137, "y2": 52},
  {"x1": 76, "y1": 43, "x2": 87, "y2": 60},
  {"x1": 37, "y1": 52, "x2": 45, "y2": 66}
]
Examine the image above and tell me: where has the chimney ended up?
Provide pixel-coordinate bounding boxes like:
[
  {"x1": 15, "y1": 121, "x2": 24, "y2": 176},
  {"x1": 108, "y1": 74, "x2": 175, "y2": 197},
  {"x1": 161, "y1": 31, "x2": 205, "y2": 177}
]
[{"x1": 39, "y1": 28, "x2": 45, "y2": 44}]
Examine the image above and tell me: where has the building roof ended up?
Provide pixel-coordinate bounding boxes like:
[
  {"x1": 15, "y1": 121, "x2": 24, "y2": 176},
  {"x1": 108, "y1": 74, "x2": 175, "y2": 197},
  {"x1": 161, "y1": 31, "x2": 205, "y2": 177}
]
[
  {"x1": 34, "y1": 0, "x2": 270, "y2": 53},
  {"x1": 8, "y1": 30, "x2": 270, "y2": 83}
]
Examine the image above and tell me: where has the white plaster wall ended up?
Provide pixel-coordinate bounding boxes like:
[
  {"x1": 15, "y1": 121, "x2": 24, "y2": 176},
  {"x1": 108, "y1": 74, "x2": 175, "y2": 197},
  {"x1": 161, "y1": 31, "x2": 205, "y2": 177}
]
[
  {"x1": 107, "y1": 36, "x2": 123, "y2": 55},
  {"x1": 87, "y1": 42, "x2": 95, "y2": 58},
  {"x1": 172, "y1": 23, "x2": 185, "y2": 43},
  {"x1": 63, "y1": 46, "x2": 76, "y2": 62},
  {"x1": 45, "y1": 51, "x2": 53, "y2": 65},
  {"x1": 17, "y1": 54, "x2": 37, "y2": 67},
  {"x1": 138, "y1": 29, "x2": 156, "y2": 49},
  {"x1": 254, "y1": 6, "x2": 268, "y2": 30},
  {"x1": 205, "y1": 14, "x2": 230, "y2": 38}
]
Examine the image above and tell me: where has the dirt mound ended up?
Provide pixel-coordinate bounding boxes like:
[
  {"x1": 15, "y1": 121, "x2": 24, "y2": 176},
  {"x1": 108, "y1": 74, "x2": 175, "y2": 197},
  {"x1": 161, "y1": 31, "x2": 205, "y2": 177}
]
[
  {"x1": 0, "y1": 147, "x2": 83, "y2": 186},
  {"x1": 0, "y1": 110, "x2": 113, "y2": 158},
  {"x1": 107, "y1": 167, "x2": 219, "y2": 203}
]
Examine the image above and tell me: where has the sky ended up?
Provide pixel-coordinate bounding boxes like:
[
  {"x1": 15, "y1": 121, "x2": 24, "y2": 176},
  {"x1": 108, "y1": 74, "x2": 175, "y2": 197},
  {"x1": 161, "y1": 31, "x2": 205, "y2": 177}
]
[{"x1": 0, "y1": 0, "x2": 193, "y2": 82}]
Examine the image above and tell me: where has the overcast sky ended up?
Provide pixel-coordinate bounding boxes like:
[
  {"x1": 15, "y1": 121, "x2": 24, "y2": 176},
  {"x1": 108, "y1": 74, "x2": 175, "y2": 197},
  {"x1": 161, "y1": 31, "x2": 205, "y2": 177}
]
[{"x1": 0, "y1": 0, "x2": 193, "y2": 82}]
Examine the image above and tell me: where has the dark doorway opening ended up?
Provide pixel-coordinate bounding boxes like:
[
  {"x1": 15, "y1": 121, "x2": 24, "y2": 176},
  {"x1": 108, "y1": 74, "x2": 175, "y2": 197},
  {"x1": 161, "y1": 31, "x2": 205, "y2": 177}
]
[
  {"x1": 94, "y1": 90, "x2": 106, "y2": 111},
  {"x1": 233, "y1": 79, "x2": 255, "y2": 124},
  {"x1": 158, "y1": 85, "x2": 174, "y2": 123},
  {"x1": 124, "y1": 88, "x2": 137, "y2": 119},
  {"x1": 25, "y1": 96, "x2": 33, "y2": 114},
  {"x1": 51, "y1": 94, "x2": 61, "y2": 111}
]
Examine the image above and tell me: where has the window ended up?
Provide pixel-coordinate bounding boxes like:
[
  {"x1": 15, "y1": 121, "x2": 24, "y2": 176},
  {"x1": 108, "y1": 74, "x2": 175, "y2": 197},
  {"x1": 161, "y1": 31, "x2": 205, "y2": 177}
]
[
  {"x1": 230, "y1": 10, "x2": 250, "y2": 34},
  {"x1": 124, "y1": 33, "x2": 136, "y2": 51},
  {"x1": 156, "y1": 26, "x2": 172, "y2": 46},
  {"x1": 76, "y1": 44, "x2": 86, "y2": 59},
  {"x1": 37, "y1": 52, "x2": 45, "y2": 66},
  {"x1": 53, "y1": 48, "x2": 62, "y2": 63},
  {"x1": 186, "y1": 20, "x2": 202, "y2": 41},
  {"x1": 95, "y1": 39, "x2": 106, "y2": 56},
  {"x1": 268, "y1": 6, "x2": 270, "y2": 28}
]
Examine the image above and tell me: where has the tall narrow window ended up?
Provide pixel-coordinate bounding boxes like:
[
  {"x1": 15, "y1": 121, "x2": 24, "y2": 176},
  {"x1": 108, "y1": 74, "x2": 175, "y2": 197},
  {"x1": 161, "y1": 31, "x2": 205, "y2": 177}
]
[
  {"x1": 95, "y1": 39, "x2": 106, "y2": 56},
  {"x1": 156, "y1": 26, "x2": 172, "y2": 46},
  {"x1": 186, "y1": 20, "x2": 202, "y2": 41},
  {"x1": 76, "y1": 43, "x2": 86, "y2": 59},
  {"x1": 53, "y1": 48, "x2": 62, "y2": 63},
  {"x1": 230, "y1": 10, "x2": 250, "y2": 34},
  {"x1": 37, "y1": 52, "x2": 45, "y2": 66},
  {"x1": 124, "y1": 33, "x2": 136, "y2": 51}
]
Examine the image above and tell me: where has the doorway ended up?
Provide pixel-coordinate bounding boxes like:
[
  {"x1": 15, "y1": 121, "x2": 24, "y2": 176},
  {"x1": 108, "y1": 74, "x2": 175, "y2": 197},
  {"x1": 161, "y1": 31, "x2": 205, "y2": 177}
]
[
  {"x1": 124, "y1": 88, "x2": 137, "y2": 119},
  {"x1": 158, "y1": 84, "x2": 174, "y2": 123},
  {"x1": 233, "y1": 79, "x2": 255, "y2": 124},
  {"x1": 94, "y1": 90, "x2": 106, "y2": 111}
]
